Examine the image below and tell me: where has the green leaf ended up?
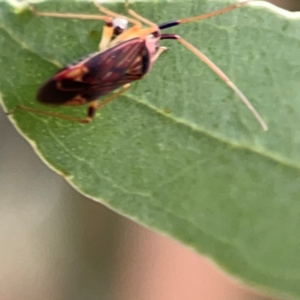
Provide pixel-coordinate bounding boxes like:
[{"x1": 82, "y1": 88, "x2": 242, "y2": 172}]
[{"x1": 1, "y1": 0, "x2": 300, "y2": 297}]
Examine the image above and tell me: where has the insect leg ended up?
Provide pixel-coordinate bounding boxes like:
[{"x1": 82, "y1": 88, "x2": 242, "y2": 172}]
[
  {"x1": 152, "y1": 47, "x2": 168, "y2": 62},
  {"x1": 95, "y1": 84, "x2": 131, "y2": 110},
  {"x1": 29, "y1": 4, "x2": 113, "y2": 22},
  {"x1": 12, "y1": 84, "x2": 130, "y2": 123},
  {"x1": 29, "y1": 4, "x2": 116, "y2": 51},
  {"x1": 161, "y1": 34, "x2": 268, "y2": 131},
  {"x1": 124, "y1": 0, "x2": 157, "y2": 27},
  {"x1": 93, "y1": 1, "x2": 148, "y2": 49},
  {"x1": 82, "y1": 84, "x2": 130, "y2": 122},
  {"x1": 12, "y1": 105, "x2": 94, "y2": 124},
  {"x1": 80, "y1": 85, "x2": 131, "y2": 123},
  {"x1": 159, "y1": 1, "x2": 251, "y2": 30},
  {"x1": 99, "y1": 22, "x2": 114, "y2": 51},
  {"x1": 93, "y1": 0, "x2": 141, "y2": 27},
  {"x1": 93, "y1": 0, "x2": 162, "y2": 47}
]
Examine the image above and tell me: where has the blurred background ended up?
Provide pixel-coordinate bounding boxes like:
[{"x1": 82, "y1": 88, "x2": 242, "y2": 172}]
[{"x1": 1, "y1": 0, "x2": 299, "y2": 299}]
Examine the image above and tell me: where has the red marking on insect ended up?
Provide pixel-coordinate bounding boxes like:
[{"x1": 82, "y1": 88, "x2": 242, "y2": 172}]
[{"x1": 12, "y1": 0, "x2": 267, "y2": 130}]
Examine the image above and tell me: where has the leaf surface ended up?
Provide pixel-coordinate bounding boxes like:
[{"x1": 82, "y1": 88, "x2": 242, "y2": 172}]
[{"x1": 1, "y1": 0, "x2": 300, "y2": 297}]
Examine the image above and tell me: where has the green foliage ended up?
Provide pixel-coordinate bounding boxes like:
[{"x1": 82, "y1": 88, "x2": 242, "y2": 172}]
[{"x1": 1, "y1": 0, "x2": 300, "y2": 297}]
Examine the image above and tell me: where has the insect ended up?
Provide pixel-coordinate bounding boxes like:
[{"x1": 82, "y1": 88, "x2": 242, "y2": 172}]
[{"x1": 14, "y1": 0, "x2": 268, "y2": 131}]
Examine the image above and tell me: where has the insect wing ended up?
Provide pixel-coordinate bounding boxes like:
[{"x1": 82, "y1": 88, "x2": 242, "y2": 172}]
[
  {"x1": 81, "y1": 38, "x2": 147, "y2": 97},
  {"x1": 37, "y1": 38, "x2": 146, "y2": 105},
  {"x1": 37, "y1": 77, "x2": 90, "y2": 105}
]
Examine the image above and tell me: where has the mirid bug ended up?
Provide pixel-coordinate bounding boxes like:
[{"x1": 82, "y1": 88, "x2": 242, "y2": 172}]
[{"x1": 14, "y1": 0, "x2": 268, "y2": 131}]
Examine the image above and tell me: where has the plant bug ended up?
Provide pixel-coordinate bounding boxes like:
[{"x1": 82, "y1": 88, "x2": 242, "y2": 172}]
[{"x1": 13, "y1": 0, "x2": 268, "y2": 131}]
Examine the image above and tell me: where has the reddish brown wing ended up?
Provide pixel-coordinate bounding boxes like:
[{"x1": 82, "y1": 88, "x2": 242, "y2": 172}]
[{"x1": 37, "y1": 38, "x2": 149, "y2": 106}]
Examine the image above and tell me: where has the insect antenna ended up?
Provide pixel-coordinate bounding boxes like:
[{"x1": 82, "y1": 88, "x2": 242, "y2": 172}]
[
  {"x1": 157, "y1": 1, "x2": 267, "y2": 131},
  {"x1": 159, "y1": 1, "x2": 252, "y2": 30}
]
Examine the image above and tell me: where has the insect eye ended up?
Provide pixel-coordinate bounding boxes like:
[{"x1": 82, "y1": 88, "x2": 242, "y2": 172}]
[
  {"x1": 113, "y1": 26, "x2": 124, "y2": 36},
  {"x1": 152, "y1": 31, "x2": 160, "y2": 38},
  {"x1": 113, "y1": 18, "x2": 128, "y2": 36}
]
